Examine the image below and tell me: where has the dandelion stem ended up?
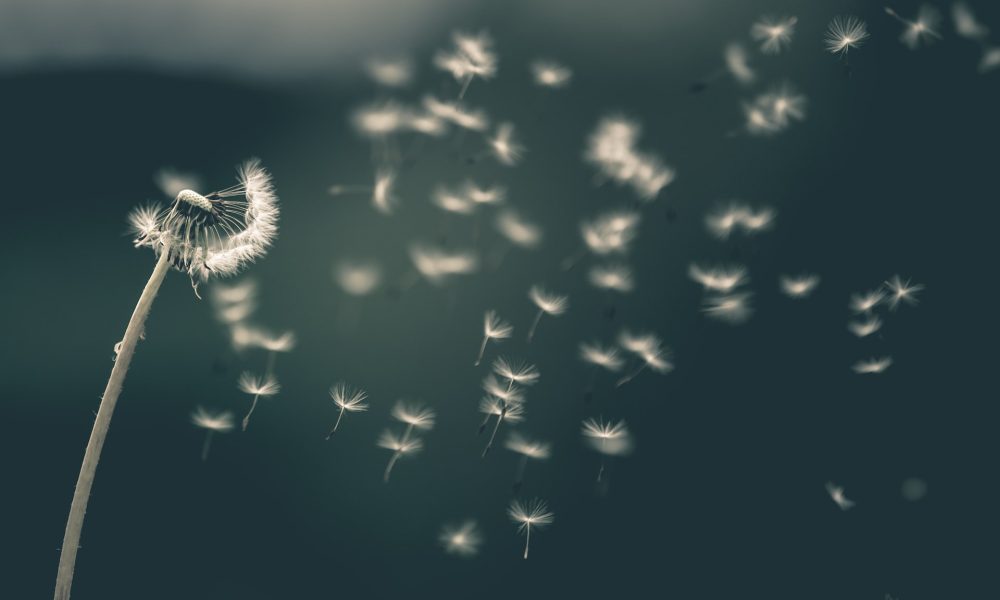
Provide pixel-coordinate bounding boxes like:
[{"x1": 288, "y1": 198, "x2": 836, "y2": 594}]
[
  {"x1": 478, "y1": 412, "x2": 492, "y2": 434},
  {"x1": 615, "y1": 361, "x2": 648, "y2": 387},
  {"x1": 384, "y1": 451, "x2": 401, "y2": 483},
  {"x1": 201, "y1": 431, "x2": 214, "y2": 462},
  {"x1": 457, "y1": 74, "x2": 474, "y2": 99},
  {"x1": 482, "y1": 407, "x2": 505, "y2": 457},
  {"x1": 597, "y1": 458, "x2": 606, "y2": 483},
  {"x1": 54, "y1": 248, "x2": 171, "y2": 600},
  {"x1": 474, "y1": 336, "x2": 489, "y2": 366},
  {"x1": 526, "y1": 310, "x2": 544, "y2": 343},
  {"x1": 326, "y1": 406, "x2": 346, "y2": 440},
  {"x1": 523, "y1": 525, "x2": 531, "y2": 560},
  {"x1": 242, "y1": 395, "x2": 260, "y2": 432}
]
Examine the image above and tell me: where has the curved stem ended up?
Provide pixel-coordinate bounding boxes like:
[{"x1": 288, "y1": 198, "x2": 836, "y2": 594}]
[
  {"x1": 383, "y1": 452, "x2": 400, "y2": 483},
  {"x1": 241, "y1": 395, "x2": 260, "y2": 432},
  {"x1": 523, "y1": 525, "x2": 531, "y2": 560},
  {"x1": 482, "y1": 407, "x2": 505, "y2": 457},
  {"x1": 201, "y1": 431, "x2": 214, "y2": 462},
  {"x1": 54, "y1": 249, "x2": 171, "y2": 600},
  {"x1": 474, "y1": 336, "x2": 488, "y2": 366},
  {"x1": 326, "y1": 406, "x2": 346, "y2": 440},
  {"x1": 615, "y1": 361, "x2": 648, "y2": 388},
  {"x1": 526, "y1": 310, "x2": 543, "y2": 343}
]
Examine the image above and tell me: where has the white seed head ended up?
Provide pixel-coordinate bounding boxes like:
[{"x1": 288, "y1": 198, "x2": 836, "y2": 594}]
[
  {"x1": 365, "y1": 56, "x2": 414, "y2": 87},
  {"x1": 508, "y1": 498, "x2": 554, "y2": 530},
  {"x1": 579, "y1": 341, "x2": 625, "y2": 372},
  {"x1": 237, "y1": 372, "x2": 281, "y2": 397},
  {"x1": 439, "y1": 520, "x2": 483, "y2": 557},
  {"x1": 191, "y1": 407, "x2": 235, "y2": 432},
  {"x1": 852, "y1": 356, "x2": 893, "y2": 374},
  {"x1": 529, "y1": 285, "x2": 569, "y2": 315},
  {"x1": 825, "y1": 15, "x2": 869, "y2": 55},
  {"x1": 335, "y1": 260, "x2": 382, "y2": 296},
  {"x1": 581, "y1": 417, "x2": 634, "y2": 456},
  {"x1": 495, "y1": 210, "x2": 543, "y2": 249},
  {"x1": 505, "y1": 432, "x2": 551, "y2": 460},
  {"x1": 779, "y1": 274, "x2": 820, "y2": 298},
  {"x1": 483, "y1": 310, "x2": 514, "y2": 340},
  {"x1": 530, "y1": 60, "x2": 572, "y2": 88},
  {"x1": 390, "y1": 400, "x2": 436, "y2": 430},
  {"x1": 751, "y1": 15, "x2": 797, "y2": 54},
  {"x1": 588, "y1": 263, "x2": 635, "y2": 293},
  {"x1": 330, "y1": 383, "x2": 369, "y2": 412}
]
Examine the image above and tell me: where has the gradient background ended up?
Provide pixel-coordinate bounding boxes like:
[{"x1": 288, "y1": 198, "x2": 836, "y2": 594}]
[{"x1": 2, "y1": 1, "x2": 998, "y2": 598}]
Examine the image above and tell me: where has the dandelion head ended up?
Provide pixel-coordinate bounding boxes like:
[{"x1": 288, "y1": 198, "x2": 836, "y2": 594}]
[
  {"x1": 463, "y1": 181, "x2": 506, "y2": 206},
  {"x1": 588, "y1": 264, "x2": 635, "y2": 293},
  {"x1": 330, "y1": 383, "x2": 369, "y2": 412},
  {"x1": 507, "y1": 498, "x2": 554, "y2": 531},
  {"x1": 849, "y1": 289, "x2": 886, "y2": 314},
  {"x1": 488, "y1": 122, "x2": 524, "y2": 166},
  {"x1": 390, "y1": 401, "x2": 436, "y2": 430},
  {"x1": 377, "y1": 429, "x2": 424, "y2": 454},
  {"x1": 334, "y1": 260, "x2": 382, "y2": 296},
  {"x1": 481, "y1": 375, "x2": 525, "y2": 404},
  {"x1": 191, "y1": 407, "x2": 235, "y2": 432},
  {"x1": 852, "y1": 356, "x2": 893, "y2": 374},
  {"x1": 351, "y1": 101, "x2": 406, "y2": 138},
  {"x1": 439, "y1": 520, "x2": 483, "y2": 557},
  {"x1": 848, "y1": 315, "x2": 882, "y2": 338},
  {"x1": 581, "y1": 417, "x2": 634, "y2": 455},
  {"x1": 724, "y1": 43, "x2": 755, "y2": 84},
  {"x1": 529, "y1": 285, "x2": 569, "y2": 315},
  {"x1": 779, "y1": 274, "x2": 820, "y2": 298},
  {"x1": 702, "y1": 292, "x2": 754, "y2": 324},
  {"x1": 505, "y1": 432, "x2": 552, "y2": 460},
  {"x1": 751, "y1": 15, "x2": 797, "y2": 54},
  {"x1": 689, "y1": 263, "x2": 748, "y2": 293},
  {"x1": 492, "y1": 356, "x2": 540, "y2": 386},
  {"x1": 825, "y1": 15, "x2": 869, "y2": 55},
  {"x1": 483, "y1": 310, "x2": 514, "y2": 340},
  {"x1": 496, "y1": 210, "x2": 543, "y2": 249},
  {"x1": 130, "y1": 159, "x2": 278, "y2": 283},
  {"x1": 479, "y1": 396, "x2": 525, "y2": 421},
  {"x1": 365, "y1": 56, "x2": 414, "y2": 87},
  {"x1": 579, "y1": 341, "x2": 625, "y2": 372},
  {"x1": 884, "y1": 275, "x2": 924, "y2": 309},
  {"x1": 530, "y1": 60, "x2": 572, "y2": 88},
  {"x1": 237, "y1": 372, "x2": 281, "y2": 397}
]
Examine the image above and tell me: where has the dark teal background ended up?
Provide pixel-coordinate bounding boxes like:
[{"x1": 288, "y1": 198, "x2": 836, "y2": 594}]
[{"x1": 2, "y1": 1, "x2": 998, "y2": 598}]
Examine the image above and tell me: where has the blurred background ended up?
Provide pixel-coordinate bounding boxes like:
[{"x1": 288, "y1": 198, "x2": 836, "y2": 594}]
[{"x1": 2, "y1": 0, "x2": 998, "y2": 598}]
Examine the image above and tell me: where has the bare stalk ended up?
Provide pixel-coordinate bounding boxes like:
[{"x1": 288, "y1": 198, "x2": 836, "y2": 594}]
[
  {"x1": 54, "y1": 249, "x2": 172, "y2": 600},
  {"x1": 241, "y1": 394, "x2": 260, "y2": 431},
  {"x1": 474, "y1": 335, "x2": 489, "y2": 366},
  {"x1": 325, "y1": 406, "x2": 346, "y2": 440},
  {"x1": 201, "y1": 431, "x2": 215, "y2": 462},
  {"x1": 526, "y1": 310, "x2": 544, "y2": 343}
]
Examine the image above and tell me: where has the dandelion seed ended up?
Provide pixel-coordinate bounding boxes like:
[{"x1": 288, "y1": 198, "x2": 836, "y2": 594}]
[
  {"x1": 582, "y1": 417, "x2": 633, "y2": 482},
  {"x1": 825, "y1": 16, "x2": 870, "y2": 56},
  {"x1": 742, "y1": 102, "x2": 782, "y2": 136},
  {"x1": 527, "y1": 285, "x2": 569, "y2": 343},
  {"x1": 478, "y1": 395, "x2": 525, "y2": 439},
  {"x1": 154, "y1": 167, "x2": 201, "y2": 200},
  {"x1": 704, "y1": 203, "x2": 746, "y2": 239},
  {"x1": 826, "y1": 482, "x2": 856, "y2": 510},
  {"x1": 405, "y1": 110, "x2": 449, "y2": 137},
  {"x1": 616, "y1": 330, "x2": 672, "y2": 387},
  {"x1": 764, "y1": 82, "x2": 807, "y2": 128},
  {"x1": 495, "y1": 210, "x2": 543, "y2": 249},
  {"x1": 531, "y1": 60, "x2": 572, "y2": 88},
  {"x1": 409, "y1": 244, "x2": 479, "y2": 285},
  {"x1": 326, "y1": 383, "x2": 369, "y2": 439},
  {"x1": 57, "y1": 159, "x2": 280, "y2": 600},
  {"x1": 463, "y1": 181, "x2": 506, "y2": 206},
  {"x1": 482, "y1": 374, "x2": 527, "y2": 404},
  {"x1": 588, "y1": 263, "x2": 634, "y2": 293},
  {"x1": 579, "y1": 210, "x2": 642, "y2": 259},
  {"x1": 372, "y1": 169, "x2": 398, "y2": 215},
  {"x1": 483, "y1": 358, "x2": 538, "y2": 456},
  {"x1": 475, "y1": 310, "x2": 514, "y2": 366},
  {"x1": 210, "y1": 279, "x2": 257, "y2": 325},
  {"x1": 507, "y1": 498, "x2": 554, "y2": 559},
  {"x1": 848, "y1": 315, "x2": 883, "y2": 338},
  {"x1": 488, "y1": 122, "x2": 524, "y2": 166},
  {"x1": 365, "y1": 56, "x2": 414, "y2": 87},
  {"x1": 751, "y1": 16, "x2": 797, "y2": 54},
  {"x1": 493, "y1": 357, "x2": 541, "y2": 387},
  {"x1": 779, "y1": 274, "x2": 820, "y2": 298},
  {"x1": 979, "y1": 47, "x2": 1000, "y2": 73},
  {"x1": 584, "y1": 115, "x2": 675, "y2": 201},
  {"x1": 439, "y1": 520, "x2": 483, "y2": 557},
  {"x1": 432, "y1": 185, "x2": 477, "y2": 215},
  {"x1": 953, "y1": 3, "x2": 989, "y2": 41},
  {"x1": 884, "y1": 275, "x2": 924, "y2": 309},
  {"x1": 689, "y1": 264, "x2": 748, "y2": 293},
  {"x1": 703, "y1": 292, "x2": 754, "y2": 324},
  {"x1": 422, "y1": 96, "x2": 490, "y2": 131},
  {"x1": 237, "y1": 371, "x2": 280, "y2": 431},
  {"x1": 579, "y1": 342, "x2": 625, "y2": 372},
  {"x1": 351, "y1": 101, "x2": 407, "y2": 138},
  {"x1": 191, "y1": 407, "x2": 234, "y2": 461},
  {"x1": 391, "y1": 401, "x2": 437, "y2": 433},
  {"x1": 435, "y1": 30, "x2": 498, "y2": 98},
  {"x1": 506, "y1": 432, "x2": 552, "y2": 493},
  {"x1": 334, "y1": 260, "x2": 382, "y2": 296},
  {"x1": 725, "y1": 43, "x2": 755, "y2": 84},
  {"x1": 849, "y1": 289, "x2": 886, "y2": 314},
  {"x1": 885, "y1": 5, "x2": 942, "y2": 49},
  {"x1": 852, "y1": 356, "x2": 893, "y2": 374},
  {"x1": 377, "y1": 429, "x2": 424, "y2": 483}
]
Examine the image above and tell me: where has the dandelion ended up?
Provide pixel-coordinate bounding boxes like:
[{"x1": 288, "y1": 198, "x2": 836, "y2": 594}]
[
  {"x1": 327, "y1": 168, "x2": 399, "y2": 215},
  {"x1": 506, "y1": 432, "x2": 552, "y2": 493},
  {"x1": 478, "y1": 395, "x2": 526, "y2": 437},
  {"x1": 852, "y1": 356, "x2": 893, "y2": 374},
  {"x1": 689, "y1": 264, "x2": 748, "y2": 293},
  {"x1": 952, "y1": 3, "x2": 989, "y2": 41},
  {"x1": 825, "y1": 16, "x2": 870, "y2": 56},
  {"x1": 463, "y1": 181, "x2": 506, "y2": 206},
  {"x1": 475, "y1": 310, "x2": 514, "y2": 366},
  {"x1": 351, "y1": 101, "x2": 407, "y2": 139},
  {"x1": 391, "y1": 401, "x2": 437, "y2": 436},
  {"x1": 980, "y1": 48, "x2": 1000, "y2": 74},
  {"x1": 495, "y1": 210, "x2": 543, "y2": 250},
  {"x1": 779, "y1": 274, "x2": 820, "y2": 298},
  {"x1": 764, "y1": 83, "x2": 807, "y2": 128},
  {"x1": 408, "y1": 244, "x2": 479, "y2": 285},
  {"x1": 237, "y1": 371, "x2": 281, "y2": 431},
  {"x1": 377, "y1": 430, "x2": 424, "y2": 483},
  {"x1": 54, "y1": 160, "x2": 279, "y2": 600},
  {"x1": 439, "y1": 520, "x2": 483, "y2": 557},
  {"x1": 584, "y1": 115, "x2": 675, "y2": 201},
  {"x1": 724, "y1": 43, "x2": 755, "y2": 84},
  {"x1": 250, "y1": 329, "x2": 296, "y2": 375},
  {"x1": 334, "y1": 260, "x2": 382, "y2": 296},
  {"x1": 742, "y1": 102, "x2": 782, "y2": 136},
  {"x1": 191, "y1": 407, "x2": 235, "y2": 461},
  {"x1": 483, "y1": 358, "x2": 538, "y2": 456},
  {"x1": 422, "y1": 96, "x2": 490, "y2": 131},
  {"x1": 588, "y1": 264, "x2": 634, "y2": 293},
  {"x1": 706, "y1": 203, "x2": 775, "y2": 238},
  {"x1": 210, "y1": 279, "x2": 257, "y2": 325},
  {"x1": 564, "y1": 210, "x2": 642, "y2": 270},
  {"x1": 432, "y1": 185, "x2": 477, "y2": 215},
  {"x1": 365, "y1": 56, "x2": 414, "y2": 87},
  {"x1": 826, "y1": 482, "x2": 856, "y2": 510},
  {"x1": 531, "y1": 60, "x2": 572, "y2": 88},
  {"x1": 885, "y1": 5, "x2": 942, "y2": 49},
  {"x1": 582, "y1": 417, "x2": 634, "y2": 482},
  {"x1": 434, "y1": 30, "x2": 498, "y2": 98},
  {"x1": 507, "y1": 498, "x2": 554, "y2": 559},
  {"x1": 751, "y1": 16, "x2": 797, "y2": 54},
  {"x1": 326, "y1": 383, "x2": 369, "y2": 439},
  {"x1": 580, "y1": 342, "x2": 625, "y2": 372},
  {"x1": 616, "y1": 331, "x2": 673, "y2": 387},
  {"x1": 703, "y1": 293, "x2": 754, "y2": 324},
  {"x1": 488, "y1": 122, "x2": 524, "y2": 166},
  {"x1": 849, "y1": 289, "x2": 886, "y2": 314},
  {"x1": 884, "y1": 275, "x2": 924, "y2": 309},
  {"x1": 493, "y1": 357, "x2": 541, "y2": 387},
  {"x1": 527, "y1": 285, "x2": 569, "y2": 342},
  {"x1": 848, "y1": 315, "x2": 883, "y2": 338}
]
